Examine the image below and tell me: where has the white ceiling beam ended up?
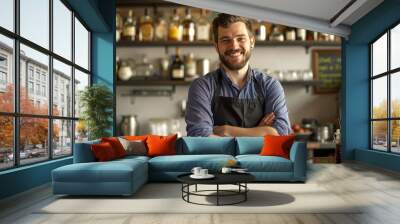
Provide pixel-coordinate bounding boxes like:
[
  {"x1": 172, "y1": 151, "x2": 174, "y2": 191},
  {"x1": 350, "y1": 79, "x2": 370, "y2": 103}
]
[
  {"x1": 330, "y1": 0, "x2": 368, "y2": 27},
  {"x1": 165, "y1": 0, "x2": 351, "y2": 38}
]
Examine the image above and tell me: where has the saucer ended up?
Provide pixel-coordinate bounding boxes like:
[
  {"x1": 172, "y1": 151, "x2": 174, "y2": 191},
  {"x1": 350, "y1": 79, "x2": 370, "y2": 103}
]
[{"x1": 190, "y1": 174, "x2": 215, "y2": 179}]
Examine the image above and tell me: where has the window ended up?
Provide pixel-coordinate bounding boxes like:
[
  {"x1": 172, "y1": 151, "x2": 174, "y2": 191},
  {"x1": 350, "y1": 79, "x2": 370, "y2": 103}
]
[
  {"x1": 36, "y1": 83, "x2": 40, "y2": 95},
  {"x1": 0, "y1": 71, "x2": 6, "y2": 84},
  {"x1": 20, "y1": 0, "x2": 49, "y2": 49},
  {"x1": 0, "y1": 0, "x2": 14, "y2": 32},
  {"x1": 0, "y1": 54, "x2": 8, "y2": 87},
  {"x1": 371, "y1": 23, "x2": 400, "y2": 154},
  {"x1": 75, "y1": 17, "x2": 89, "y2": 70},
  {"x1": 0, "y1": 34, "x2": 13, "y2": 113},
  {"x1": 42, "y1": 85, "x2": 46, "y2": 97},
  {"x1": 28, "y1": 81, "x2": 34, "y2": 94},
  {"x1": 0, "y1": 0, "x2": 91, "y2": 170},
  {"x1": 28, "y1": 67, "x2": 34, "y2": 80}
]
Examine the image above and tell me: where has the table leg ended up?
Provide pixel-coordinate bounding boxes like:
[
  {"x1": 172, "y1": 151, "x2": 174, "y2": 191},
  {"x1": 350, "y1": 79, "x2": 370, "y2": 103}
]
[
  {"x1": 245, "y1": 183, "x2": 247, "y2": 201},
  {"x1": 195, "y1": 184, "x2": 197, "y2": 192},
  {"x1": 217, "y1": 184, "x2": 219, "y2": 206}
]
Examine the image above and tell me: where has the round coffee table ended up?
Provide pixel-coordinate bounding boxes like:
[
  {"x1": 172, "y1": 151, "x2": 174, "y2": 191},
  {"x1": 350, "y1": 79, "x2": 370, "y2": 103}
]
[{"x1": 177, "y1": 173, "x2": 255, "y2": 206}]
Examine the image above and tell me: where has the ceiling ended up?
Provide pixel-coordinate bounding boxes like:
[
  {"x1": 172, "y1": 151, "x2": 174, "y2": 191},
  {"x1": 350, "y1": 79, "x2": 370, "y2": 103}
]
[{"x1": 165, "y1": 0, "x2": 384, "y2": 38}]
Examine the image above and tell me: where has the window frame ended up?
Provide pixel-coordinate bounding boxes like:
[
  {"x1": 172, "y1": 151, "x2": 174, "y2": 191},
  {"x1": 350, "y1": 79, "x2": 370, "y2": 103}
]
[
  {"x1": 0, "y1": 0, "x2": 92, "y2": 171},
  {"x1": 370, "y1": 20, "x2": 400, "y2": 154}
]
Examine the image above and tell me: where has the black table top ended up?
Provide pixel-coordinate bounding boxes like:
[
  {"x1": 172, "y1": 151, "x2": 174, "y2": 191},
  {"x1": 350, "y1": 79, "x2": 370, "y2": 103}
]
[{"x1": 177, "y1": 172, "x2": 255, "y2": 185}]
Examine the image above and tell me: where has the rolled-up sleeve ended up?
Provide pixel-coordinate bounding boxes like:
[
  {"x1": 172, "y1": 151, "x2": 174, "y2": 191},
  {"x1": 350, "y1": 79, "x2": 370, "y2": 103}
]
[
  {"x1": 185, "y1": 78, "x2": 214, "y2": 136},
  {"x1": 264, "y1": 79, "x2": 291, "y2": 135}
]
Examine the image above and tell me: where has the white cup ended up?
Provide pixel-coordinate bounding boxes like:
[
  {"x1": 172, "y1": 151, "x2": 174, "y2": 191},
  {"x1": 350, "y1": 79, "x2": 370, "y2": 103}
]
[
  {"x1": 191, "y1": 167, "x2": 202, "y2": 176},
  {"x1": 200, "y1": 169, "x2": 208, "y2": 176},
  {"x1": 221, "y1": 167, "x2": 232, "y2": 174}
]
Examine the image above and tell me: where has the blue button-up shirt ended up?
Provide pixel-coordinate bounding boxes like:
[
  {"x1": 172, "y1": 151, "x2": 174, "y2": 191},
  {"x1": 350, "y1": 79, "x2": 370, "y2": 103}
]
[{"x1": 185, "y1": 68, "x2": 291, "y2": 136}]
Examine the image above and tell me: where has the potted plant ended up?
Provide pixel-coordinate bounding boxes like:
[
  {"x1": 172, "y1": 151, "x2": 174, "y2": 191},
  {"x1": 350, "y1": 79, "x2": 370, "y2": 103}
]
[{"x1": 79, "y1": 84, "x2": 113, "y2": 140}]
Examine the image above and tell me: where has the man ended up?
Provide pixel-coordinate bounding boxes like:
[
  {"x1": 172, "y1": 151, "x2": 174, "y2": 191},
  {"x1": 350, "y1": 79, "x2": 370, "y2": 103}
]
[{"x1": 185, "y1": 13, "x2": 291, "y2": 137}]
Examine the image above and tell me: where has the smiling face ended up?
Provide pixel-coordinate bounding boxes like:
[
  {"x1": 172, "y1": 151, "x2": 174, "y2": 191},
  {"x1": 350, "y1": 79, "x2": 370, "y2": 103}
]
[{"x1": 215, "y1": 22, "x2": 255, "y2": 71}]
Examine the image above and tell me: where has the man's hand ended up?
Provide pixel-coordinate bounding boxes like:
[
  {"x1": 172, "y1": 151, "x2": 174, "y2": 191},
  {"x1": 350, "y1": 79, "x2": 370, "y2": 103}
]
[
  {"x1": 258, "y1": 112, "x2": 275, "y2": 126},
  {"x1": 213, "y1": 125, "x2": 232, "y2": 137}
]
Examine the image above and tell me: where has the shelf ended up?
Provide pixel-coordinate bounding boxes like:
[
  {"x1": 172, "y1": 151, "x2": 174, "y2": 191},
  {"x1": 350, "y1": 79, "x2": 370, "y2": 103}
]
[
  {"x1": 116, "y1": 79, "x2": 322, "y2": 87},
  {"x1": 117, "y1": 79, "x2": 192, "y2": 86},
  {"x1": 117, "y1": 40, "x2": 341, "y2": 48},
  {"x1": 117, "y1": 0, "x2": 180, "y2": 7}
]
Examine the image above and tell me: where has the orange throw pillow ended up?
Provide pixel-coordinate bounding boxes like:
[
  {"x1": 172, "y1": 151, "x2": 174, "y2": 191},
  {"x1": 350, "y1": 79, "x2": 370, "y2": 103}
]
[
  {"x1": 101, "y1": 137, "x2": 126, "y2": 158},
  {"x1": 260, "y1": 135, "x2": 295, "y2": 159},
  {"x1": 91, "y1": 142, "x2": 117, "y2": 161},
  {"x1": 146, "y1": 134, "x2": 177, "y2": 157}
]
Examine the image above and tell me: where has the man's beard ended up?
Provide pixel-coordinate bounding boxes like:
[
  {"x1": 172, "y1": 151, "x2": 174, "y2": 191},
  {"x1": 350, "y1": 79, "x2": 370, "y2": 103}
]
[{"x1": 218, "y1": 48, "x2": 251, "y2": 70}]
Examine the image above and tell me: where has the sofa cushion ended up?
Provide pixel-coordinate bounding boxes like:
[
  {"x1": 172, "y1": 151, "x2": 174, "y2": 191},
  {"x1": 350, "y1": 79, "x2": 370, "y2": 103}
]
[
  {"x1": 178, "y1": 137, "x2": 235, "y2": 155},
  {"x1": 147, "y1": 134, "x2": 177, "y2": 157},
  {"x1": 148, "y1": 154, "x2": 235, "y2": 172},
  {"x1": 101, "y1": 137, "x2": 127, "y2": 158},
  {"x1": 260, "y1": 135, "x2": 295, "y2": 159},
  {"x1": 73, "y1": 139, "x2": 100, "y2": 163},
  {"x1": 236, "y1": 155, "x2": 293, "y2": 172},
  {"x1": 118, "y1": 137, "x2": 147, "y2": 156},
  {"x1": 235, "y1": 137, "x2": 263, "y2": 155},
  {"x1": 52, "y1": 158, "x2": 147, "y2": 183},
  {"x1": 91, "y1": 142, "x2": 118, "y2": 161}
]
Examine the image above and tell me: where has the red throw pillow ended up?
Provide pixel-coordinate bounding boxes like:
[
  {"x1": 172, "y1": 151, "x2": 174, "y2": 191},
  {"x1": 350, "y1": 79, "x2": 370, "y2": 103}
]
[
  {"x1": 101, "y1": 137, "x2": 126, "y2": 158},
  {"x1": 91, "y1": 142, "x2": 117, "y2": 161},
  {"x1": 260, "y1": 135, "x2": 295, "y2": 159},
  {"x1": 146, "y1": 134, "x2": 177, "y2": 157}
]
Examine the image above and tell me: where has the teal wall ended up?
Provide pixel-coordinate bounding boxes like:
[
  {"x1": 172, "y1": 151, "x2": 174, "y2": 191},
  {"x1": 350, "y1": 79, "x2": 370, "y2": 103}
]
[
  {"x1": 0, "y1": 0, "x2": 115, "y2": 200},
  {"x1": 92, "y1": 0, "x2": 116, "y2": 136},
  {"x1": 343, "y1": 0, "x2": 400, "y2": 171}
]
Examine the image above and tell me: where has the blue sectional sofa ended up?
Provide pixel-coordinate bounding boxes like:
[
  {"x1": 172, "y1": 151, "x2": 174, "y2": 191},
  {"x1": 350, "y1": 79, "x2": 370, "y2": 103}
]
[{"x1": 52, "y1": 137, "x2": 307, "y2": 196}]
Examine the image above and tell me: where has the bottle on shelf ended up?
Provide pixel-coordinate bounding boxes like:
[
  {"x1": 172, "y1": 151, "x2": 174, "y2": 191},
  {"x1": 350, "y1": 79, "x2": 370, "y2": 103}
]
[
  {"x1": 285, "y1": 27, "x2": 296, "y2": 41},
  {"x1": 306, "y1": 30, "x2": 319, "y2": 41},
  {"x1": 296, "y1": 28, "x2": 306, "y2": 41},
  {"x1": 138, "y1": 8, "x2": 154, "y2": 42},
  {"x1": 116, "y1": 12, "x2": 122, "y2": 42},
  {"x1": 171, "y1": 47, "x2": 185, "y2": 80},
  {"x1": 168, "y1": 8, "x2": 183, "y2": 41},
  {"x1": 196, "y1": 9, "x2": 210, "y2": 41},
  {"x1": 154, "y1": 11, "x2": 167, "y2": 41},
  {"x1": 122, "y1": 9, "x2": 136, "y2": 41},
  {"x1": 184, "y1": 52, "x2": 197, "y2": 79},
  {"x1": 255, "y1": 20, "x2": 266, "y2": 41},
  {"x1": 269, "y1": 25, "x2": 284, "y2": 41},
  {"x1": 182, "y1": 8, "x2": 195, "y2": 42}
]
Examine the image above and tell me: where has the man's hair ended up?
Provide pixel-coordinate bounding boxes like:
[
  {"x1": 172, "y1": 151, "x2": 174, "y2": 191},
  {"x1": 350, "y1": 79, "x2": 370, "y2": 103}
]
[{"x1": 212, "y1": 13, "x2": 253, "y2": 43}]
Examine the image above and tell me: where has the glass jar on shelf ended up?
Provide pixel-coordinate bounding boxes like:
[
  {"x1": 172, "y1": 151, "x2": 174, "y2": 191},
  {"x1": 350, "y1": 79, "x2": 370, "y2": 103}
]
[
  {"x1": 118, "y1": 59, "x2": 134, "y2": 81},
  {"x1": 135, "y1": 56, "x2": 155, "y2": 78}
]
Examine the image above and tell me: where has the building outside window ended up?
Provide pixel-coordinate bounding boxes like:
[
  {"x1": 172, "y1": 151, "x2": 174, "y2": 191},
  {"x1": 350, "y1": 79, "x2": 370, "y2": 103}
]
[
  {"x1": 28, "y1": 81, "x2": 34, "y2": 94},
  {"x1": 370, "y1": 22, "x2": 400, "y2": 154},
  {"x1": 0, "y1": 0, "x2": 91, "y2": 170}
]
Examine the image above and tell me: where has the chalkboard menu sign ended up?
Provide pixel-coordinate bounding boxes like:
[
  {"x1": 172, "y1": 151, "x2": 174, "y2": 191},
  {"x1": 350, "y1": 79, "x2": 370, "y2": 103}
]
[{"x1": 312, "y1": 49, "x2": 341, "y2": 94}]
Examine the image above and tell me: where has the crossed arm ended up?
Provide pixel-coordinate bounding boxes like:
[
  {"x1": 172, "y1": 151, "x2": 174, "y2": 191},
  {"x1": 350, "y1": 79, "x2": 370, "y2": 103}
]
[
  {"x1": 186, "y1": 77, "x2": 291, "y2": 137},
  {"x1": 212, "y1": 113, "x2": 279, "y2": 137}
]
